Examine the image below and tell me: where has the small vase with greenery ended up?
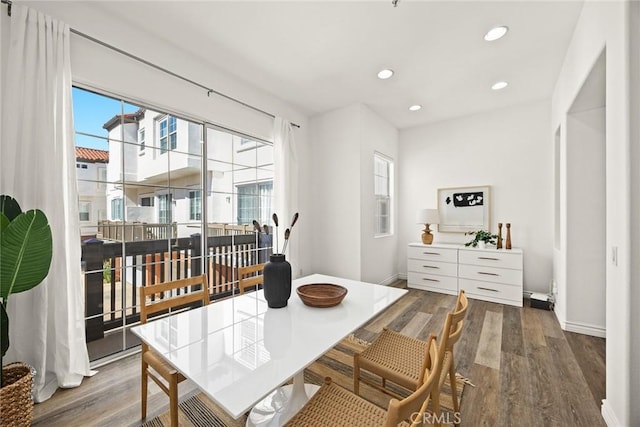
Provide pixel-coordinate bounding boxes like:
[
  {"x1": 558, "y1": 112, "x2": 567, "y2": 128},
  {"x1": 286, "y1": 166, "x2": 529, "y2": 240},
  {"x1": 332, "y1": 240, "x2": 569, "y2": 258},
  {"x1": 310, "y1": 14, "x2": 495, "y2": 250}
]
[
  {"x1": 1, "y1": 195, "x2": 53, "y2": 387},
  {"x1": 465, "y1": 230, "x2": 498, "y2": 248}
]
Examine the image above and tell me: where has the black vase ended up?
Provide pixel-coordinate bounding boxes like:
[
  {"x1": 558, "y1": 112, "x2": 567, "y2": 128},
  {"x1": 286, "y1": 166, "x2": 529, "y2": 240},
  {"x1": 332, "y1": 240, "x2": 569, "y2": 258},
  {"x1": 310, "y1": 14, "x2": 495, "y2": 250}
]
[{"x1": 263, "y1": 254, "x2": 292, "y2": 308}]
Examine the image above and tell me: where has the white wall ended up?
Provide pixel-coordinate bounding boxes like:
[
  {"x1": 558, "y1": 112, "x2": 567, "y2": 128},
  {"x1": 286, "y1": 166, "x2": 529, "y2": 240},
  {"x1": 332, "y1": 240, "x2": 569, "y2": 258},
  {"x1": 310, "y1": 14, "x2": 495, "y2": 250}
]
[
  {"x1": 309, "y1": 104, "x2": 362, "y2": 280},
  {"x1": 550, "y1": 2, "x2": 631, "y2": 425},
  {"x1": 359, "y1": 106, "x2": 399, "y2": 285},
  {"x1": 309, "y1": 103, "x2": 399, "y2": 284},
  {"x1": 630, "y1": 3, "x2": 640, "y2": 425},
  {"x1": 399, "y1": 100, "x2": 552, "y2": 293}
]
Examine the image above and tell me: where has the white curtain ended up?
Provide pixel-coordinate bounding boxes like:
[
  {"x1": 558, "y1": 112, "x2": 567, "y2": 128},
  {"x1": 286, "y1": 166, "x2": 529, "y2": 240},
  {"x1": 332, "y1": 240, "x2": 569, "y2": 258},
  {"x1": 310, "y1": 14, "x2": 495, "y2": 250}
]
[
  {"x1": 1, "y1": 6, "x2": 91, "y2": 402},
  {"x1": 273, "y1": 117, "x2": 299, "y2": 275}
]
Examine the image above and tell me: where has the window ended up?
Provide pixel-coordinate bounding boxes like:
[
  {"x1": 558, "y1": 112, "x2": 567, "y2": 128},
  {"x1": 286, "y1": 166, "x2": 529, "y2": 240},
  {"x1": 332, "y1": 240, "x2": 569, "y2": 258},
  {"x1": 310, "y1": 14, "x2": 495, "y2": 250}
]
[
  {"x1": 140, "y1": 196, "x2": 154, "y2": 207},
  {"x1": 76, "y1": 163, "x2": 88, "y2": 169},
  {"x1": 374, "y1": 153, "x2": 393, "y2": 236},
  {"x1": 158, "y1": 116, "x2": 177, "y2": 154},
  {"x1": 79, "y1": 201, "x2": 91, "y2": 222},
  {"x1": 158, "y1": 194, "x2": 172, "y2": 223},
  {"x1": 97, "y1": 167, "x2": 106, "y2": 189},
  {"x1": 110, "y1": 198, "x2": 123, "y2": 220},
  {"x1": 189, "y1": 190, "x2": 201, "y2": 220},
  {"x1": 139, "y1": 128, "x2": 145, "y2": 152},
  {"x1": 237, "y1": 182, "x2": 272, "y2": 225}
]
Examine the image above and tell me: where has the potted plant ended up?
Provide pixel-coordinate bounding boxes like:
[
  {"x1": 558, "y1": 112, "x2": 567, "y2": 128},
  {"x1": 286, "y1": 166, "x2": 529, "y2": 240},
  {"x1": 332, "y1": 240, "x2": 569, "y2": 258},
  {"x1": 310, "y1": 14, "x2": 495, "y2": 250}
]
[
  {"x1": 0, "y1": 195, "x2": 53, "y2": 425},
  {"x1": 465, "y1": 230, "x2": 498, "y2": 249}
]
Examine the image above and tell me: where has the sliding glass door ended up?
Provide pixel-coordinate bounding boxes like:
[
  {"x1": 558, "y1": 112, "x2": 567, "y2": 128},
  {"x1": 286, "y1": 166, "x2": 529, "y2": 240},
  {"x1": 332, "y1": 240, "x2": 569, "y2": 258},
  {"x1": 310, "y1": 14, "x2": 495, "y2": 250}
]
[{"x1": 73, "y1": 87, "x2": 273, "y2": 363}]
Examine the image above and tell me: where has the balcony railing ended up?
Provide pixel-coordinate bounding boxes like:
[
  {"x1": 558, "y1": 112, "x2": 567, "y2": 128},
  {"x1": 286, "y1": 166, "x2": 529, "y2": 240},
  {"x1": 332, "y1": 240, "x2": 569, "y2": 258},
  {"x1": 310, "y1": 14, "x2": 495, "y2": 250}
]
[
  {"x1": 82, "y1": 231, "x2": 269, "y2": 343},
  {"x1": 97, "y1": 220, "x2": 177, "y2": 241},
  {"x1": 97, "y1": 220, "x2": 255, "y2": 241}
]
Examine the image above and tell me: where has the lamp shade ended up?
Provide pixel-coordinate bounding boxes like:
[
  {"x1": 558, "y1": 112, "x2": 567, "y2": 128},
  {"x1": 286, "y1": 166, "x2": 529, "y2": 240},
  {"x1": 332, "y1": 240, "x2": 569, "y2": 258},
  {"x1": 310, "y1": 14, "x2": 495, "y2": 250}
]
[{"x1": 416, "y1": 208, "x2": 440, "y2": 224}]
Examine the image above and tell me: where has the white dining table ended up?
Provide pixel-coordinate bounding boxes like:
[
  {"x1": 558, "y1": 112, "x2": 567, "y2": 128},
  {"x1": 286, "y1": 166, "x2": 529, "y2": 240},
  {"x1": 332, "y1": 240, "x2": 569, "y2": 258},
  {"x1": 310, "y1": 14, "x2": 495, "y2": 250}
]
[{"x1": 131, "y1": 273, "x2": 407, "y2": 426}]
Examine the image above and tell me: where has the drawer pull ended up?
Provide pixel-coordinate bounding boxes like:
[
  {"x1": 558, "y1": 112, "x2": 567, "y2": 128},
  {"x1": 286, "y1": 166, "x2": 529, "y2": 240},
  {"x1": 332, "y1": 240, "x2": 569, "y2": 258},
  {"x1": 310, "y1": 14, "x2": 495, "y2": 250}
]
[
  {"x1": 478, "y1": 256, "x2": 499, "y2": 261},
  {"x1": 423, "y1": 252, "x2": 441, "y2": 256},
  {"x1": 422, "y1": 278, "x2": 440, "y2": 282},
  {"x1": 478, "y1": 272, "x2": 499, "y2": 276},
  {"x1": 423, "y1": 265, "x2": 440, "y2": 269},
  {"x1": 477, "y1": 286, "x2": 499, "y2": 292}
]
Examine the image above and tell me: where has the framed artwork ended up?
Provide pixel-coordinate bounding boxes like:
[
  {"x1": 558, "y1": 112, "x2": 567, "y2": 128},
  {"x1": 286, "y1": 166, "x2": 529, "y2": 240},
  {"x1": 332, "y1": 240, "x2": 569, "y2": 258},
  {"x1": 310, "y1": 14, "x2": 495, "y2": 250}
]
[{"x1": 437, "y1": 185, "x2": 491, "y2": 233}]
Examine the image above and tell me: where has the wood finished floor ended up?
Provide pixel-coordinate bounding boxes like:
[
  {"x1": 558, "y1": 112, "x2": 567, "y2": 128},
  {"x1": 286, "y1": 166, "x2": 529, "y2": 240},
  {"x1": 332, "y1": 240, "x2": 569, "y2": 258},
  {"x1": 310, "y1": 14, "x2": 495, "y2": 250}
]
[{"x1": 32, "y1": 282, "x2": 606, "y2": 426}]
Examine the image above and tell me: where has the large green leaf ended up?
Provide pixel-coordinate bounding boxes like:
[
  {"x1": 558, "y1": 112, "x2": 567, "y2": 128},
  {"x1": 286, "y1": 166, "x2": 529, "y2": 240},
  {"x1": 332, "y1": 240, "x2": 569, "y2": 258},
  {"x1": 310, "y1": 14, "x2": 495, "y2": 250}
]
[
  {"x1": 0, "y1": 213, "x2": 9, "y2": 233},
  {"x1": 0, "y1": 209, "x2": 52, "y2": 299},
  {"x1": 1, "y1": 302, "x2": 8, "y2": 358},
  {"x1": 0, "y1": 195, "x2": 22, "y2": 222}
]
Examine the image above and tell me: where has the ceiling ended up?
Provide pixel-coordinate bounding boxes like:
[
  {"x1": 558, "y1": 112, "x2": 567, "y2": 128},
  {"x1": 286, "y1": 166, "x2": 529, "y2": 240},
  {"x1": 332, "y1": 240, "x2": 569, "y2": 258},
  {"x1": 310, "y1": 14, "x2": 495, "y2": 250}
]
[{"x1": 24, "y1": 1, "x2": 585, "y2": 129}]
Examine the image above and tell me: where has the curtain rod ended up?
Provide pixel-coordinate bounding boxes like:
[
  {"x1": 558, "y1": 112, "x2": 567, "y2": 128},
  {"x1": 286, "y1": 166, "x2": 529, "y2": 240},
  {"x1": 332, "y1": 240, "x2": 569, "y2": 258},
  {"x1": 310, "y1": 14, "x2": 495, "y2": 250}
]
[
  {"x1": 70, "y1": 28, "x2": 300, "y2": 129},
  {"x1": 81, "y1": 26, "x2": 303, "y2": 129},
  {"x1": 1, "y1": 0, "x2": 300, "y2": 129}
]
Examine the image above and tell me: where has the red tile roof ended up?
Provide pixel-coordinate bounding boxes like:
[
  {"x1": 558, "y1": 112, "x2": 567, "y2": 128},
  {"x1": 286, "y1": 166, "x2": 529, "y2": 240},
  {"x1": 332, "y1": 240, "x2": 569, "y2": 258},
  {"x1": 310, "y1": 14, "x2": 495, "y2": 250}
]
[{"x1": 76, "y1": 147, "x2": 109, "y2": 163}]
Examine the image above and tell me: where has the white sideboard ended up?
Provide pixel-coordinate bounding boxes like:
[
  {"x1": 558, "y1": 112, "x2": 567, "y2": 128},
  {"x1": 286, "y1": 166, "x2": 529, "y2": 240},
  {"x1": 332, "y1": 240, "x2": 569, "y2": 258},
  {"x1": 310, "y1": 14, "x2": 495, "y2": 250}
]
[{"x1": 407, "y1": 243, "x2": 523, "y2": 307}]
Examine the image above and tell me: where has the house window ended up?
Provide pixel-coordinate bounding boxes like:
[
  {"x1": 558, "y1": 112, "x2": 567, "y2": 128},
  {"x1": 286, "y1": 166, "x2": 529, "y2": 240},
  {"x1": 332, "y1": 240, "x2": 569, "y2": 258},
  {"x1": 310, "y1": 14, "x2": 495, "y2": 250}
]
[
  {"x1": 374, "y1": 153, "x2": 393, "y2": 236},
  {"x1": 189, "y1": 191, "x2": 202, "y2": 221},
  {"x1": 139, "y1": 128, "x2": 145, "y2": 152},
  {"x1": 158, "y1": 194, "x2": 172, "y2": 223},
  {"x1": 140, "y1": 196, "x2": 154, "y2": 207},
  {"x1": 237, "y1": 181, "x2": 272, "y2": 225},
  {"x1": 159, "y1": 116, "x2": 177, "y2": 154},
  {"x1": 79, "y1": 201, "x2": 91, "y2": 222},
  {"x1": 97, "y1": 166, "x2": 106, "y2": 189},
  {"x1": 110, "y1": 198, "x2": 123, "y2": 220}
]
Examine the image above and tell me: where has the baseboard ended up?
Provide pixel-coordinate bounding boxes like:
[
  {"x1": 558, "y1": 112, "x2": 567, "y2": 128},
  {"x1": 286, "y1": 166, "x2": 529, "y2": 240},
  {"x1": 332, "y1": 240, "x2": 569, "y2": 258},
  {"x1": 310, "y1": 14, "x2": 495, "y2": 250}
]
[
  {"x1": 379, "y1": 273, "x2": 400, "y2": 286},
  {"x1": 562, "y1": 320, "x2": 606, "y2": 338},
  {"x1": 601, "y1": 399, "x2": 622, "y2": 427},
  {"x1": 398, "y1": 273, "x2": 407, "y2": 281}
]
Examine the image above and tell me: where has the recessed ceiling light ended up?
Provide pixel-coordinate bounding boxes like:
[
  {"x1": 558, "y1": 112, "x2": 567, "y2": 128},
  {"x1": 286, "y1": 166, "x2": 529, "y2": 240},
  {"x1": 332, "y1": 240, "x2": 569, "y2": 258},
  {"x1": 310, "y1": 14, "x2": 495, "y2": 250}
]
[
  {"x1": 484, "y1": 26, "x2": 509, "y2": 41},
  {"x1": 491, "y1": 81, "x2": 509, "y2": 90},
  {"x1": 409, "y1": 104, "x2": 422, "y2": 111},
  {"x1": 377, "y1": 69, "x2": 394, "y2": 79}
]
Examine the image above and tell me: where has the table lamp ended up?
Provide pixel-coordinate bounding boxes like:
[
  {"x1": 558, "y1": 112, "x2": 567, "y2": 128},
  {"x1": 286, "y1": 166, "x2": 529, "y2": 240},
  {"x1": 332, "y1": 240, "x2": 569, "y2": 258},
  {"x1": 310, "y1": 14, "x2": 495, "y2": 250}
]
[{"x1": 416, "y1": 209, "x2": 439, "y2": 245}]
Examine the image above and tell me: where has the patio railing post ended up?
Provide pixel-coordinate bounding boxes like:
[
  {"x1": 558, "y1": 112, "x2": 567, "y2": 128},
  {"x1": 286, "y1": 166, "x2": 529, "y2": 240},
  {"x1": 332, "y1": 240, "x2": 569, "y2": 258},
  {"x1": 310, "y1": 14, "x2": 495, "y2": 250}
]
[
  {"x1": 83, "y1": 238, "x2": 105, "y2": 342},
  {"x1": 190, "y1": 233, "x2": 202, "y2": 276}
]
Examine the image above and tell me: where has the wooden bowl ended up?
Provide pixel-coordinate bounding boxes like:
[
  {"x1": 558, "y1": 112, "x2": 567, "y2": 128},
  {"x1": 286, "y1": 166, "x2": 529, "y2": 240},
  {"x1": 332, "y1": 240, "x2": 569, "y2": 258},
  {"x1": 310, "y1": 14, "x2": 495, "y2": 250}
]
[{"x1": 296, "y1": 283, "x2": 348, "y2": 308}]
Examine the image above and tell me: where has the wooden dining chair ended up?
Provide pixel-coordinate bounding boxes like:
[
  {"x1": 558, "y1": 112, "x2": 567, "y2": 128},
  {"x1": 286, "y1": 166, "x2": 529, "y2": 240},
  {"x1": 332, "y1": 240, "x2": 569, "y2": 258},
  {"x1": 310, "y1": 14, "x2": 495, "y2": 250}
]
[
  {"x1": 139, "y1": 274, "x2": 209, "y2": 427},
  {"x1": 432, "y1": 291, "x2": 468, "y2": 420},
  {"x1": 237, "y1": 262, "x2": 265, "y2": 294},
  {"x1": 354, "y1": 290, "x2": 468, "y2": 415},
  {"x1": 285, "y1": 333, "x2": 442, "y2": 427}
]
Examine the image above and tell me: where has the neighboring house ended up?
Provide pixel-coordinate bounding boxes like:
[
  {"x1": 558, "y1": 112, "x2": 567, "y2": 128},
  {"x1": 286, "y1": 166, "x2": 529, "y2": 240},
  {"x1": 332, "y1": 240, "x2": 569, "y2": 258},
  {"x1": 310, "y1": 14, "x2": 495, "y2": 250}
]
[
  {"x1": 102, "y1": 108, "x2": 272, "y2": 239},
  {"x1": 76, "y1": 146, "x2": 108, "y2": 240}
]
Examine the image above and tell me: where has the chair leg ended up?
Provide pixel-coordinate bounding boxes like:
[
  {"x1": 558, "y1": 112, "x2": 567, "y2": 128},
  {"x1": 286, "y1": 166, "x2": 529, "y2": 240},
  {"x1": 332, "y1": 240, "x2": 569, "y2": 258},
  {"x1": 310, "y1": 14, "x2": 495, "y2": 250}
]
[
  {"x1": 169, "y1": 373, "x2": 179, "y2": 427},
  {"x1": 431, "y1": 388, "x2": 442, "y2": 427},
  {"x1": 449, "y1": 359, "x2": 460, "y2": 417},
  {"x1": 353, "y1": 354, "x2": 361, "y2": 396},
  {"x1": 141, "y1": 358, "x2": 148, "y2": 420}
]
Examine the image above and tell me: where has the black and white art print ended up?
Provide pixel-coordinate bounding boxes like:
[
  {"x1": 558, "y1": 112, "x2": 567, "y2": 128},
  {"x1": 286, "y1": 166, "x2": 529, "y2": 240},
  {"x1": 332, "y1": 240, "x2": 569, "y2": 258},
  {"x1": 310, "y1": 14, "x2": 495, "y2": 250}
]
[{"x1": 437, "y1": 185, "x2": 491, "y2": 233}]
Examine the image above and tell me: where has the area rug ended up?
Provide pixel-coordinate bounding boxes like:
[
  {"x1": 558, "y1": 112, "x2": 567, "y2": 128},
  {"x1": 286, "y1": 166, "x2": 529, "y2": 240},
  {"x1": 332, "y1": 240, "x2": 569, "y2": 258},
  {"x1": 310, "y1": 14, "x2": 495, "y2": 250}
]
[{"x1": 141, "y1": 335, "x2": 471, "y2": 427}]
